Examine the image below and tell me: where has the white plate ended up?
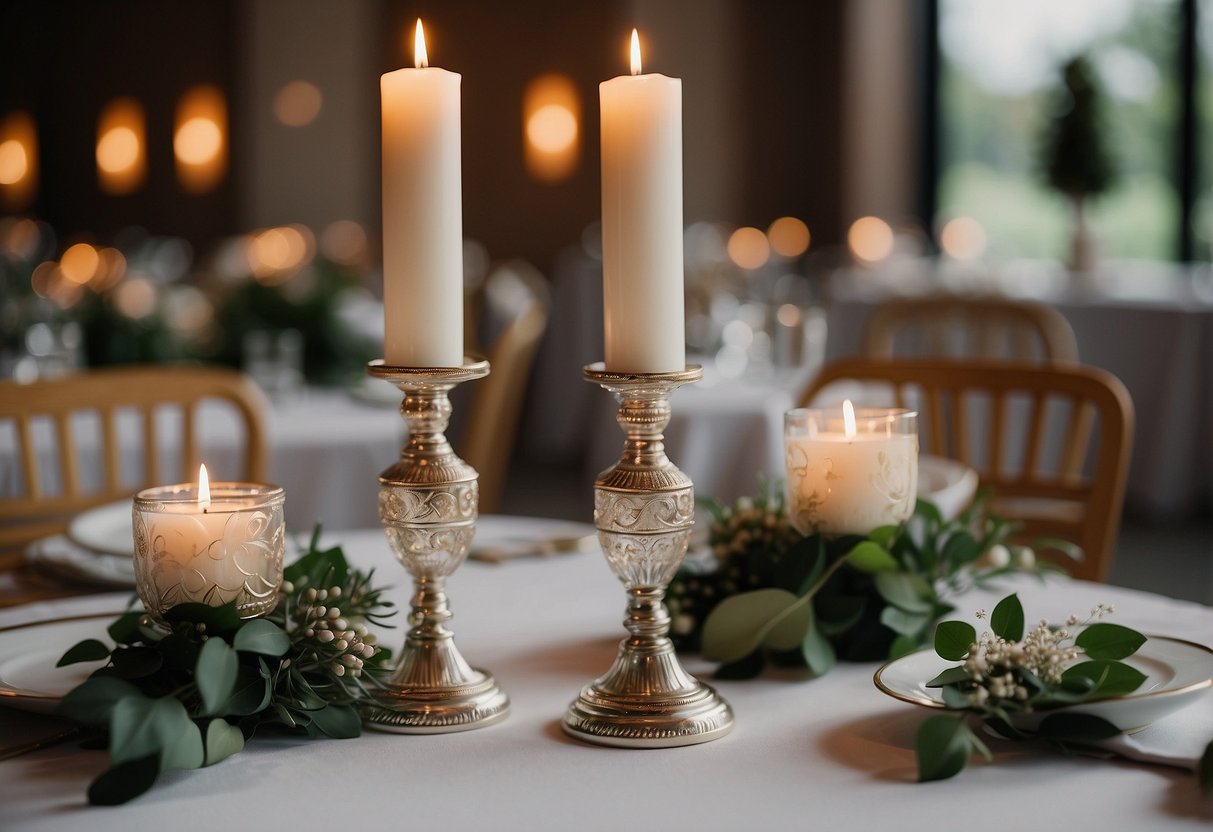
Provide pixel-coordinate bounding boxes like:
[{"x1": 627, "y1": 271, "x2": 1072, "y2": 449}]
[
  {"x1": 0, "y1": 614, "x2": 120, "y2": 713},
  {"x1": 874, "y1": 636, "x2": 1213, "y2": 731},
  {"x1": 917, "y1": 455, "x2": 979, "y2": 520},
  {"x1": 26, "y1": 535, "x2": 136, "y2": 588},
  {"x1": 67, "y1": 500, "x2": 135, "y2": 557}
]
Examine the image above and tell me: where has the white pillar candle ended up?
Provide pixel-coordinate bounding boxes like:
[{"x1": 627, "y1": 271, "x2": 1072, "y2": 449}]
[
  {"x1": 785, "y1": 401, "x2": 919, "y2": 535},
  {"x1": 600, "y1": 29, "x2": 685, "y2": 373},
  {"x1": 381, "y1": 19, "x2": 464, "y2": 368}
]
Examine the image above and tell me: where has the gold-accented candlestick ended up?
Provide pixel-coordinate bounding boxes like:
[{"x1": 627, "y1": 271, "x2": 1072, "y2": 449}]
[
  {"x1": 563, "y1": 363, "x2": 734, "y2": 747},
  {"x1": 361, "y1": 356, "x2": 509, "y2": 733}
]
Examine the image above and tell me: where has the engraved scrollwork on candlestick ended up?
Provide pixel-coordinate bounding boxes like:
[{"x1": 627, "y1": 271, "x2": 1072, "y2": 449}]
[
  {"x1": 562, "y1": 363, "x2": 734, "y2": 748},
  {"x1": 360, "y1": 357, "x2": 509, "y2": 733}
]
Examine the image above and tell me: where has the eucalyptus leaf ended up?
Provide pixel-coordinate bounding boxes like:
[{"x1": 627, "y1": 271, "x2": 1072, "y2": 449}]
[
  {"x1": 915, "y1": 715, "x2": 972, "y2": 782},
  {"x1": 111, "y1": 646, "x2": 163, "y2": 679},
  {"x1": 87, "y1": 754, "x2": 160, "y2": 806},
  {"x1": 845, "y1": 541, "x2": 899, "y2": 574},
  {"x1": 801, "y1": 619, "x2": 836, "y2": 677},
  {"x1": 223, "y1": 658, "x2": 274, "y2": 716},
  {"x1": 1074, "y1": 623, "x2": 1147, "y2": 660},
  {"x1": 307, "y1": 704, "x2": 362, "y2": 739},
  {"x1": 990, "y1": 594, "x2": 1025, "y2": 642},
  {"x1": 203, "y1": 719, "x2": 245, "y2": 765},
  {"x1": 874, "y1": 571, "x2": 932, "y2": 613},
  {"x1": 58, "y1": 676, "x2": 142, "y2": 726},
  {"x1": 1061, "y1": 660, "x2": 1147, "y2": 699},
  {"x1": 815, "y1": 595, "x2": 866, "y2": 637},
  {"x1": 107, "y1": 612, "x2": 145, "y2": 645},
  {"x1": 888, "y1": 634, "x2": 921, "y2": 659},
  {"x1": 925, "y1": 666, "x2": 970, "y2": 688},
  {"x1": 164, "y1": 602, "x2": 241, "y2": 635},
  {"x1": 914, "y1": 498, "x2": 943, "y2": 529},
  {"x1": 701, "y1": 588, "x2": 800, "y2": 663},
  {"x1": 868, "y1": 525, "x2": 899, "y2": 549},
  {"x1": 109, "y1": 695, "x2": 204, "y2": 772},
  {"x1": 232, "y1": 619, "x2": 291, "y2": 656},
  {"x1": 196, "y1": 638, "x2": 239, "y2": 716},
  {"x1": 764, "y1": 598, "x2": 815, "y2": 650},
  {"x1": 934, "y1": 620, "x2": 977, "y2": 661},
  {"x1": 940, "y1": 531, "x2": 981, "y2": 567},
  {"x1": 880, "y1": 605, "x2": 930, "y2": 637},
  {"x1": 940, "y1": 685, "x2": 972, "y2": 709},
  {"x1": 57, "y1": 639, "x2": 111, "y2": 667},
  {"x1": 1036, "y1": 712, "x2": 1122, "y2": 743}
]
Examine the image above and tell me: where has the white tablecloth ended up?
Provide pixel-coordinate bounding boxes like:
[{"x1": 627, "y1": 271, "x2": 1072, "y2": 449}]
[
  {"x1": 825, "y1": 272, "x2": 1213, "y2": 519},
  {"x1": 2, "y1": 517, "x2": 1212, "y2": 829},
  {"x1": 0, "y1": 387, "x2": 404, "y2": 532}
]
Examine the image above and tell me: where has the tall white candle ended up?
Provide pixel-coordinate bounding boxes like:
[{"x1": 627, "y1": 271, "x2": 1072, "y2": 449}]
[
  {"x1": 600, "y1": 29, "x2": 685, "y2": 373},
  {"x1": 785, "y1": 401, "x2": 919, "y2": 535},
  {"x1": 381, "y1": 20, "x2": 464, "y2": 368}
]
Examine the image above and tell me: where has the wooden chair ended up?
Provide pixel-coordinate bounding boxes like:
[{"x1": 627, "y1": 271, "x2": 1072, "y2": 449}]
[
  {"x1": 0, "y1": 365, "x2": 267, "y2": 568},
  {"x1": 862, "y1": 295, "x2": 1079, "y2": 363},
  {"x1": 799, "y1": 357, "x2": 1133, "y2": 581},
  {"x1": 460, "y1": 262, "x2": 550, "y2": 514}
]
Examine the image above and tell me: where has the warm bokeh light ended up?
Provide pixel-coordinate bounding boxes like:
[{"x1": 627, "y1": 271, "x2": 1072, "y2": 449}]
[
  {"x1": 414, "y1": 19, "x2": 428, "y2": 68},
  {"x1": 273, "y1": 80, "x2": 323, "y2": 127},
  {"x1": 96, "y1": 98, "x2": 146, "y2": 194},
  {"x1": 776, "y1": 303, "x2": 802, "y2": 328},
  {"x1": 320, "y1": 219, "x2": 368, "y2": 266},
  {"x1": 630, "y1": 28, "x2": 642, "y2": 75},
  {"x1": 0, "y1": 111, "x2": 38, "y2": 209},
  {"x1": 175, "y1": 85, "x2": 227, "y2": 194},
  {"x1": 92, "y1": 247, "x2": 128, "y2": 292},
  {"x1": 114, "y1": 276, "x2": 157, "y2": 319},
  {"x1": 59, "y1": 243, "x2": 100, "y2": 285},
  {"x1": 847, "y1": 216, "x2": 895, "y2": 264},
  {"x1": 249, "y1": 225, "x2": 313, "y2": 282},
  {"x1": 939, "y1": 216, "x2": 988, "y2": 261},
  {"x1": 727, "y1": 226, "x2": 770, "y2": 271},
  {"x1": 0, "y1": 217, "x2": 42, "y2": 260},
  {"x1": 523, "y1": 74, "x2": 580, "y2": 182},
  {"x1": 0, "y1": 139, "x2": 27, "y2": 185},
  {"x1": 767, "y1": 216, "x2": 811, "y2": 258}
]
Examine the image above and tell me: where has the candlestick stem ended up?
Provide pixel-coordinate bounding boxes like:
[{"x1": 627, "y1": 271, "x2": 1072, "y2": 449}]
[
  {"x1": 361, "y1": 357, "x2": 509, "y2": 733},
  {"x1": 562, "y1": 363, "x2": 734, "y2": 747}
]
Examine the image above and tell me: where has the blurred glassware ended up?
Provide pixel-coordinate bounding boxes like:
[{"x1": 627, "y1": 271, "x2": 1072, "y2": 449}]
[{"x1": 242, "y1": 328, "x2": 304, "y2": 403}]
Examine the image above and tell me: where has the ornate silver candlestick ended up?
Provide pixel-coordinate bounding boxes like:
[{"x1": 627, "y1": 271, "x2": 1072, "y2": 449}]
[
  {"x1": 563, "y1": 363, "x2": 734, "y2": 747},
  {"x1": 361, "y1": 357, "x2": 509, "y2": 733}
]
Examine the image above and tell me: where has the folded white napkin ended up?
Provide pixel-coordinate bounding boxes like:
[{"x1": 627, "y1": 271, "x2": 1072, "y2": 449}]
[
  {"x1": 25, "y1": 535, "x2": 136, "y2": 588},
  {"x1": 1097, "y1": 690, "x2": 1213, "y2": 770}
]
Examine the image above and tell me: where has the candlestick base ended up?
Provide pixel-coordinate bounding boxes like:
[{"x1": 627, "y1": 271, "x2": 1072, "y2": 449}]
[
  {"x1": 361, "y1": 357, "x2": 509, "y2": 734},
  {"x1": 562, "y1": 363, "x2": 733, "y2": 748}
]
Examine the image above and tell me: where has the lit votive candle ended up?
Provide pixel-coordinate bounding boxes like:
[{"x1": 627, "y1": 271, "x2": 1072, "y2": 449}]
[
  {"x1": 784, "y1": 400, "x2": 918, "y2": 536},
  {"x1": 132, "y1": 464, "x2": 285, "y2": 621}
]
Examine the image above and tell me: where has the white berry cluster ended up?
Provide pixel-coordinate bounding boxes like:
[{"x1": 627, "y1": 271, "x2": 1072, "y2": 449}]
[{"x1": 296, "y1": 584, "x2": 379, "y2": 679}]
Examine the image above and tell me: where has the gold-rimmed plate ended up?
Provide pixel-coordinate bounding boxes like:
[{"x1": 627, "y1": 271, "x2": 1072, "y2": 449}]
[
  {"x1": 0, "y1": 614, "x2": 120, "y2": 713},
  {"x1": 874, "y1": 636, "x2": 1213, "y2": 732}
]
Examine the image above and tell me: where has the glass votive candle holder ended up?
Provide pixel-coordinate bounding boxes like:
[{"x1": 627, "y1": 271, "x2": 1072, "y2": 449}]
[
  {"x1": 784, "y1": 402, "x2": 918, "y2": 536},
  {"x1": 132, "y1": 482, "x2": 285, "y2": 622}
]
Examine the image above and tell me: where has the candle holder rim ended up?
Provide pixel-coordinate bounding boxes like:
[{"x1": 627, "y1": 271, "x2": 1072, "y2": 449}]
[
  {"x1": 134, "y1": 481, "x2": 285, "y2": 508},
  {"x1": 786, "y1": 405, "x2": 918, "y2": 420},
  {"x1": 368, "y1": 354, "x2": 489, "y2": 383},
  {"x1": 583, "y1": 361, "x2": 703, "y2": 385}
]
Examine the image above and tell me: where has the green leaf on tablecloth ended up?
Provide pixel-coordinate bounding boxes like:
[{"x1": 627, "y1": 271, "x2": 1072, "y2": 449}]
[
  {"x1": 232, "y1": 619, "x2": 290, "y2": 656},
  {"x1": 196, "y1": 638, "x2": 239, "y2": 716},
  {"x1": 874, "y1": 572, "x2": 932, "y2": 614},
  {"x1": 306, "y1": 704, "x2": 362, "y2": 739},
  {"x1": 881, "y1": 605, "x2": 931, "y2": 637},
  {"x1": 1075, "y1": 623, "x2": 1146, "y2": 660},
  {"x1": 57, "y1": 639, "x2": 111, "y2": 667},
  {"x1": 58, "y1": 676, "x2": 141, "y2": 726},
  {"x1": 107, "y1": 612, "x2": 145, "y2": 645},
  {"x1": 714, "y1": 650, "x2": 766, "y2": 680},
  {"x1": 1061, "y1": 660, "x2": 1147, "y2": 699},
  {"x1": 88, "y1": 753, "x2": 160, "y2": 806},
  {"x1": 1036, "y1": 712, "x2": 1122, "y2": 743},
  {"x1": 111, "y1": 646, "x2": 163, "y2": 679},
  {"x1": 990, "y1": 594, "x2": 1025, "y2": 642},
  {"x1": 934, "y1": 620, "x2": 977, "y2": 661},
  {"x1": 916, "y1": 714, "x2": 973, "y2": 782},
  {"x1": 926, "y1": 666, "x2": 970, "y2": 688},
  {"x1": 701, "y1": 588, "x2": 800, "y2": 663},
  {"x1": 846, "y1": 541, "x2": 899, "y2": 574},
  {"x1": 203, "y1": 719, "x2": 244, "y2": 765},
  {"x1": 109, "y1": 695, "x2": 204, "y2": 772},
  {"x1": 223, "y1": 658, "x2": 273, "y2": 716},
  {"x1": 801, "y1": 618, "x2": 836, "y2": 677},
  {"x1": 764, "y1": 598, "x2": 815, "y2": 650}
]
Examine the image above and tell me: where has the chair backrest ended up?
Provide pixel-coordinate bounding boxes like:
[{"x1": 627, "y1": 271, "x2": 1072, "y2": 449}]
[
  {"x1": 0, "y1": 365, "x2": 267, "y2": 557},
  {"x1": 799, "y1": 357, "x2": 1133, "y2": 581},
  {"x1": 460, "y1": 263, "x2": 550, "y2": 514},
  {"x1": 862, "y1": 296, "x2": 1079, "y2": 363}
]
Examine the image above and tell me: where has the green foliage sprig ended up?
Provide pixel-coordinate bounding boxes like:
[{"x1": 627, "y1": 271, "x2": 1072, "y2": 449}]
[
  {"x1": 915, "y1": 594, "x2": 1146, "y2": 782},
  {"x1": 54, "y1": 527, "x2": 395, "y2": 805},
  {"x1": 668, "y1": 488, "x2": 1060, "y2": 679}
]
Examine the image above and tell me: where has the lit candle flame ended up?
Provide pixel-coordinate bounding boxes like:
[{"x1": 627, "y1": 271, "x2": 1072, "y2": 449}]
[
  {"x1": 630, "y1": 29, "x2": 642, "y2": 76},
  {"x1": 414, "y1": 19, "x2": 429, "y2": 69},
  {"x1": 842, "y1": 399, "x2": 856, "y2": 440},
  {"x1": 198, "y1": 463, "x2": 211, "y2": 511}
]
